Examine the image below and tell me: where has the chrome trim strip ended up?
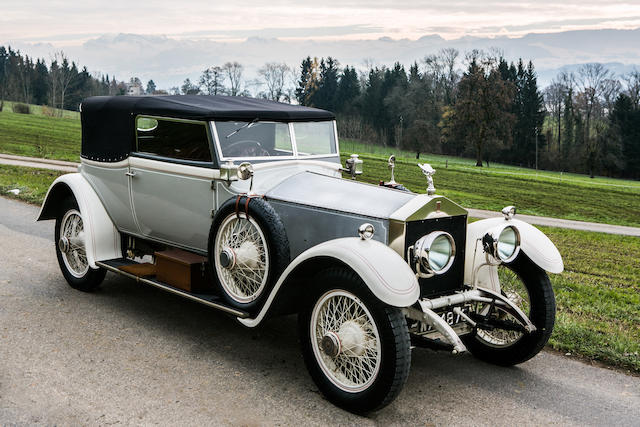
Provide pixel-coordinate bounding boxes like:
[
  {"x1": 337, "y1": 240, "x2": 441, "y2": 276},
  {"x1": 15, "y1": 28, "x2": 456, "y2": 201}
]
[
  {"x1": 129, "y1": 156, "x2": 221, "y2": 179},
  {"x1": 96, "y1": 261, "x2": 248, "y2": 318}
]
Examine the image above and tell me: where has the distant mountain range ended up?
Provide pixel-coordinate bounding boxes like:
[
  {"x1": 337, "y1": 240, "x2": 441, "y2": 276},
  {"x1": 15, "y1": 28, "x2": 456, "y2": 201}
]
[{"x1": 12, "y1": 27, "x2": 640, "y2": 90}]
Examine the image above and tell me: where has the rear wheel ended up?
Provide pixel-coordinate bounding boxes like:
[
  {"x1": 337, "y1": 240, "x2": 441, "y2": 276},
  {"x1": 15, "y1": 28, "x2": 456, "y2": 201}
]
[
  {"x1": 298, "y1": 268, "x2": 411, "y2": 413},
  {"x1": 55, "y1": 197, "x2": 106, "y2": 291},
  {"x1": 462, "y1": 254, "x2": 555, "y2": 366}
]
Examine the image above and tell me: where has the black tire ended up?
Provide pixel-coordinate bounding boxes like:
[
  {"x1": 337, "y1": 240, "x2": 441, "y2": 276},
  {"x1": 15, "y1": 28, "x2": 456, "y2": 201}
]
[
  {"x1": 208, "y1": 196, "x2": 289, "y2": 312},
  {"x1": 298, "y1": 267, "x2": 411, "y2": 413},
  {"x1": 55, "y1": 197, "x2": 106, "y2": 292},
  {"x1": 462, "y1": 253, "x2": 556, "y2": 366}
]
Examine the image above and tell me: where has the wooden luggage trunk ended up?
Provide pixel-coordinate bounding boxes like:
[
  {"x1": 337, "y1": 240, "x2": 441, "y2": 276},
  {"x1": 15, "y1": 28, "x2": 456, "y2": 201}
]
[{"x1": 155, "y1": 249, "x2": 213, "y2": 293}]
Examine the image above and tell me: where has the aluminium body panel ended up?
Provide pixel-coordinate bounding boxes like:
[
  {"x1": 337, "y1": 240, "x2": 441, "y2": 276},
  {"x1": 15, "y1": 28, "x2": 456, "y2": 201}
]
[
  {"x1": 129, "y1": 159, "x2": 215, "y2": 252},
  {"x1": 80, "y1": 162, "x2": 138, "y2": 234},
  {"x1": 265, "y1": 171, "x2": 415, "y2": 220},
  {"x1": 268, "y1": 200, "x2": 389, "y2": 259}
]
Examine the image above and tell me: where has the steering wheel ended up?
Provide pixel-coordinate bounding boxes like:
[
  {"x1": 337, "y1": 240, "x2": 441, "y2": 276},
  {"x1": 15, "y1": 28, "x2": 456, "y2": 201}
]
[{"x1": 224, "y1": 140, "x2": 270, "y2": 157}]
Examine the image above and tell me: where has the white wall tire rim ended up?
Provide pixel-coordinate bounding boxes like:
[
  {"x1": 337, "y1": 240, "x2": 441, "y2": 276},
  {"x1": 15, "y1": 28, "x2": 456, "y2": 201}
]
[
  {"x1": 59, "y1": 209, "x2": 89, "y2": 278},
  {"x1": 310, "y1": 290, "x2": 382, "y2": 393},
  {"x1": 214, "y1": 213, "x2": 269, "y2": 303},
  {"x1": 475, "y1": 266, "x2": 530, "y2": 348}
]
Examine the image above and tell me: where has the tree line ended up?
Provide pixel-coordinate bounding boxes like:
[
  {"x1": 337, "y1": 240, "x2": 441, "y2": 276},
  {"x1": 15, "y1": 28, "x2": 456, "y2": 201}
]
[
  {"x1": 294, "y1": 50, "x2": 640, "y2": 179},
  {"x1": 0, "y1": 46, "x2": 128, "y2": 114},
  {"x1": 1, "y1": 43, "x2": 638, "y2": 179}
]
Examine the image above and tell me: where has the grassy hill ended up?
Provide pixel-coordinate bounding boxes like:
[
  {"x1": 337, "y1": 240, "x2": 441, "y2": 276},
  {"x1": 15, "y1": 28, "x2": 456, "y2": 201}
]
[
  {"x1": 1, "y1": 104, "x2": 639, "y2": 226},
  {"x1": 0, "y1": 103, "x2": 80, "y2": 162}
]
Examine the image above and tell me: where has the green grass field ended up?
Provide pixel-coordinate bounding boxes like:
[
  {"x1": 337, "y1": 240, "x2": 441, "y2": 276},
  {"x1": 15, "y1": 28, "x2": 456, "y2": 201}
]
[
  {"x1": 0, "y1": 103, "x2": 81, "y2": 162},
  {"x1": 342, "y1": 151, "x2": 640, "y2": 228},
  {"x1": 4, "y1": 106, "x2": 638, "y2": 226},
  {"x1": 543, "y1": 227, "x2": 639, "y2": 372}
]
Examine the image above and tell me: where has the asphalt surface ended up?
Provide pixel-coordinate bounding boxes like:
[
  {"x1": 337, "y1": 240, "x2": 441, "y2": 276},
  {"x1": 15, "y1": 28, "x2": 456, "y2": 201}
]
[
  {"x1": 1, "y1": 196, "x2": 639, "y2": 426},
  {"x1": 2, "y1": 153, "x2": 639, "y2": 236},
  {"x1": 0, "y1": 153, "x2": 78, "y2": 173}
]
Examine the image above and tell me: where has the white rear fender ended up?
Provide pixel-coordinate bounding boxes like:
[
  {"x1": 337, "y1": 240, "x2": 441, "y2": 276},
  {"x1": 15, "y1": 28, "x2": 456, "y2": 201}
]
[
  {"x1": 464, "y1": 217, "x2": 563, "y2": 291},
  {"x1": 37, "y1": 173, "x2": 121, "y2": 269},
  {"x1": 239, "y1": 237, "x2": 420, "y2": 327}
]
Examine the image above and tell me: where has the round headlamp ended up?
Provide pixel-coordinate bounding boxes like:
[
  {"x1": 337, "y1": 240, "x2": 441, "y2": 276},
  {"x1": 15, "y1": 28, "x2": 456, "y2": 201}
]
[
  {"x1": 483, "y1": 225, "x2": 521, "y2": 263},
  {"x1": 497, "y1": 225, "x2": 520, "y2": 262},
  {"x1": 412, "y1": 231, "x2": 456, "y2": 277}
]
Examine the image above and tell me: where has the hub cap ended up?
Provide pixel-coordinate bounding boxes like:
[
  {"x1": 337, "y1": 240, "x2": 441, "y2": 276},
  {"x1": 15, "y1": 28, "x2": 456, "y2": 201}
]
[
  {"x1": 214, "y1": 213, "x2": 269, "y2": 303},
  {"x1": 59, "y1": 209, "x2": 88, "y2": 278},
  {"x1": 310, "y1": 290, "x2": 381, "y2": 393}
]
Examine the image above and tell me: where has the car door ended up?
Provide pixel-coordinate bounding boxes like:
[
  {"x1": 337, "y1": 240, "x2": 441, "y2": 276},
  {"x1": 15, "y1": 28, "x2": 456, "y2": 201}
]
[{"x1": 129, "y1": 116, "x2": 216, "y2": 252}]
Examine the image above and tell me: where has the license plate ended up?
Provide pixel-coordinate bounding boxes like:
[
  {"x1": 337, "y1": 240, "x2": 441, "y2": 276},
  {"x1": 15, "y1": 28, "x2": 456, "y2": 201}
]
[{"x1": 417, "y1": 307, "x2": 468, "y2": 334}]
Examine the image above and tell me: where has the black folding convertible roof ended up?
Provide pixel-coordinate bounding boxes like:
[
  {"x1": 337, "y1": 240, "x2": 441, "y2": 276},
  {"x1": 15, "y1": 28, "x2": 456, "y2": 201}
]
[{"x1": 81, "y1": 95, "x2": 335, "y2": 162}]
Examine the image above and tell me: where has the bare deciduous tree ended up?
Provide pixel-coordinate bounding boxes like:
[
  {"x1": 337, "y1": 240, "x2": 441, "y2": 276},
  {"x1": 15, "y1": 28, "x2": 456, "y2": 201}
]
[
  {"x1": 544, "y1": 79, "x2": 567, "y2": 150},
  {"x1": 199, "y1": 66, "x2": 225, "y2": 95},
  {"x1": 49, "y1": 51, "x2": 77, "y2": 116},
  {"x1": 576, "y1": 63, "x2": 611, "y2": 139},
  {"x1": 622, "y1": 70, "x2": 640, "y2": 108},
  {"x1": 223, "y1": 62, "x2": 243, "y2": 96},
  {"x1": 258, "y1": 62, "x2": 290, "y2": 102}
]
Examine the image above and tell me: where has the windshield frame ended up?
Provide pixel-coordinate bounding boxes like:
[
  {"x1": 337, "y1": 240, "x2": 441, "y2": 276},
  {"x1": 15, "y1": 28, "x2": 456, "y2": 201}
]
[{"x1": 210, "y1": 120, "x2": 340, "y2": 162}]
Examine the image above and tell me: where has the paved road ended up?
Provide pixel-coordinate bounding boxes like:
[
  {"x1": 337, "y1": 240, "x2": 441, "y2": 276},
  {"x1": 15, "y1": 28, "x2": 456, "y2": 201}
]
[
  {"x1": 0, "y1": 196, "x2": 638, "y2": 426},
  {"x1": 0, "y1": 153, "x2": 78, "y2": 173},
  {"x1": 2, "y1": 153, "x2": 639, "y2": 236}
]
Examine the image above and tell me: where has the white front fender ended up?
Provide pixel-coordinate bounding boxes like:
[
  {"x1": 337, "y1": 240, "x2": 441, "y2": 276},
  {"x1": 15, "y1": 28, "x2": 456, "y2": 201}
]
[
  {"x1": 37, "y1": 173, "x2": 121, "y2": 269},
  {"x1": 464, "y1": 217, "x2": 563, "y2": 291},
  {"x1": 239, "y1": 237, "x2": 420, "y2": 327}
]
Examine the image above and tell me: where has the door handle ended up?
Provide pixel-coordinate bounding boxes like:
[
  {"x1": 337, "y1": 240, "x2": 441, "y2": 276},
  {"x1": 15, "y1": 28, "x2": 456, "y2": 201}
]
[{"x1": 126, "y1": 171, "x2": 137, "y2": 177}]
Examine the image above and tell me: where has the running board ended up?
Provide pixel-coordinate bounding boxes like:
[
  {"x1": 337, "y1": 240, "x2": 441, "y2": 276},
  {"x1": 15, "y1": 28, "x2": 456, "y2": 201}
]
[{"x1": 96, "y1": 259, "x2": 249, "y2": 319}]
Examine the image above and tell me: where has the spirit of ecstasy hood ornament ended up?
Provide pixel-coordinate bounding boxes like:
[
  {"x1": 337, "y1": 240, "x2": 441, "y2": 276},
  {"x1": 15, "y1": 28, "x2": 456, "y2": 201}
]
[{"x1": 418, "y1": 163, "x2": 436, "y2": 195}]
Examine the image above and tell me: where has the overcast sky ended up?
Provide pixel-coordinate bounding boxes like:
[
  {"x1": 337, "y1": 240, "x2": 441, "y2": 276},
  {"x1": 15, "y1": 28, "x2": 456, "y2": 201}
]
[
  {"x1": 2, "y1": 1, "x2": 639, "y2": 90},
  {"x1": 2, "y1": 0, "x2": 640, "y2": 44}
]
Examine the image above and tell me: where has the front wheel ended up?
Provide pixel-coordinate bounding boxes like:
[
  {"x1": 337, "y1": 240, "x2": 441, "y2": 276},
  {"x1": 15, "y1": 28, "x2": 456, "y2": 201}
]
[
  {"x1": 55, "y1": 197, "x2": 106, "y2": 291},
  {"x1": 298, "y1": 268, "x2": 411, "y2": 413},
  {"x1": 462, "y1": 254, "x2": 556, "y2": 366}
]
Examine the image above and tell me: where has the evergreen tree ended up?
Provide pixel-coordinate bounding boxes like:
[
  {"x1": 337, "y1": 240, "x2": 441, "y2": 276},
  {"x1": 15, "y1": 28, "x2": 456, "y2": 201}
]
[
  {"x1": 32, "y1": 59, "x2": 49, "y2": 105},
  {"x1": 295, "y1": 56, "x2": 318, "y2": 106},
  {"x1": 448, "y1": 54, "x2": 516, "y2": 166},
  {"x1": 146, "y1": 79, "x2": 156, "y2": 94},
  {"x1": 334, "y1": 66, "x2": 360, "y2": 114},
  {"x1": 609, "y1": 94, "x2": 640, "y2": 178},
  {"x1": 310, "y1": 57, "x2": 339, "y2": 110}
]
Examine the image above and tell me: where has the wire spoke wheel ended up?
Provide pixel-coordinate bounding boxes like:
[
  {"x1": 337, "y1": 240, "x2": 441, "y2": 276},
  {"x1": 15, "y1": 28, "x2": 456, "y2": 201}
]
[
  {"x1": 475, "y1": 265, "x2": 531, "y2": 348},
  {"x1": 58, "y1": 209, "x2": 89, "y2": 278},
  {"x1": 310, "y1": 290, "x2": 382, "y2": 393},
  {"x1": 214, "y1": 213, "x2": 269, "y2": 303}
]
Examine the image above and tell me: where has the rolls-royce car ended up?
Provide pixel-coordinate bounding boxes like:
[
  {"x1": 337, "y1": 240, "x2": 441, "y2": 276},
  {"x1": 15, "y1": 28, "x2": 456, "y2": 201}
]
[{"x1": 38, "y1": 95, "x2": 563, "y2": 413}]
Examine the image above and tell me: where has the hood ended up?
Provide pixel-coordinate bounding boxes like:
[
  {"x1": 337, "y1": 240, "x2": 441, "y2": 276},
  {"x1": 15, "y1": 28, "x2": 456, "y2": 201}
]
[{"x1": 265, "y1": 171, "x2": 416, "y2": 219}]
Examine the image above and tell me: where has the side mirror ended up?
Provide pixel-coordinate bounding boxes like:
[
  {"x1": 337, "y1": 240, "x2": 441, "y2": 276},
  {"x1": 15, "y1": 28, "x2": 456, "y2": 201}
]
[
  {"x1": 220, "y1": 160, "x2": 239, "y2": 183},
  {"x1": 343, "y1": 154, "x2": 363, "y2": 180},
  {"x1": 237, "y1": 162, "x2": 255, "y2": 194}
]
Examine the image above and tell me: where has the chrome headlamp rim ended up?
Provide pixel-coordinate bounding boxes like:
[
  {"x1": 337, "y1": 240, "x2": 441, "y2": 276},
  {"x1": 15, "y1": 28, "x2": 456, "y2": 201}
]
[
  {"x1": 496, "y1": 225, "x2": 521, "y2": 263},
  {"x1": 483, "y1": 224, "x2": 521, "y2": 263},
  {"x1": 413, "y1": 231, "x2": 456, "y2": 277}
]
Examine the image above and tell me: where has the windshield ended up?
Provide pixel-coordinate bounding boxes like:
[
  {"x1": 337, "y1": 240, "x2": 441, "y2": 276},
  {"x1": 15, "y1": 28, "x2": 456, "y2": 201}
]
[
  {"x1": 213, "y1": 120, "x2": 337, "y2": 159},
  {"x1": 292, "y1": 122, "x2": 336, "y2": 156}
]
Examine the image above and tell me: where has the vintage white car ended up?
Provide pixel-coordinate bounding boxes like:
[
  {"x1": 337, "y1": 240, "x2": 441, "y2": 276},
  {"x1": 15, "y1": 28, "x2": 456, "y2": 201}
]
[{"x1": 38, "y1": 95, "x2": 563, "y2": 413}]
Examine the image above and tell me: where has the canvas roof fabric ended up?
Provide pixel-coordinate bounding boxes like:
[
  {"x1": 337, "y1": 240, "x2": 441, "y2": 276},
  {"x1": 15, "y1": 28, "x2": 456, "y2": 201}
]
[{"x1": 80, "y1": 95, "x2": 335, "y2": 162}]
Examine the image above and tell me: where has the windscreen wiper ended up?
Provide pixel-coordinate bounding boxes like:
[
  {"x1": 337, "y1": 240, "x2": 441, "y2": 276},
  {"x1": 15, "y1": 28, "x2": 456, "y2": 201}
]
[{"x1": 226, "y1": 118, "x2": 259, "y2": 138}]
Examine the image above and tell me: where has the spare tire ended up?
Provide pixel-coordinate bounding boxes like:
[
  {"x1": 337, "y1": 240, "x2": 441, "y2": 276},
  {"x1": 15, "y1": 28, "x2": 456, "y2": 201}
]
[{"x1": 208, "y1": 196, "x2": 290, "y2": 313}]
